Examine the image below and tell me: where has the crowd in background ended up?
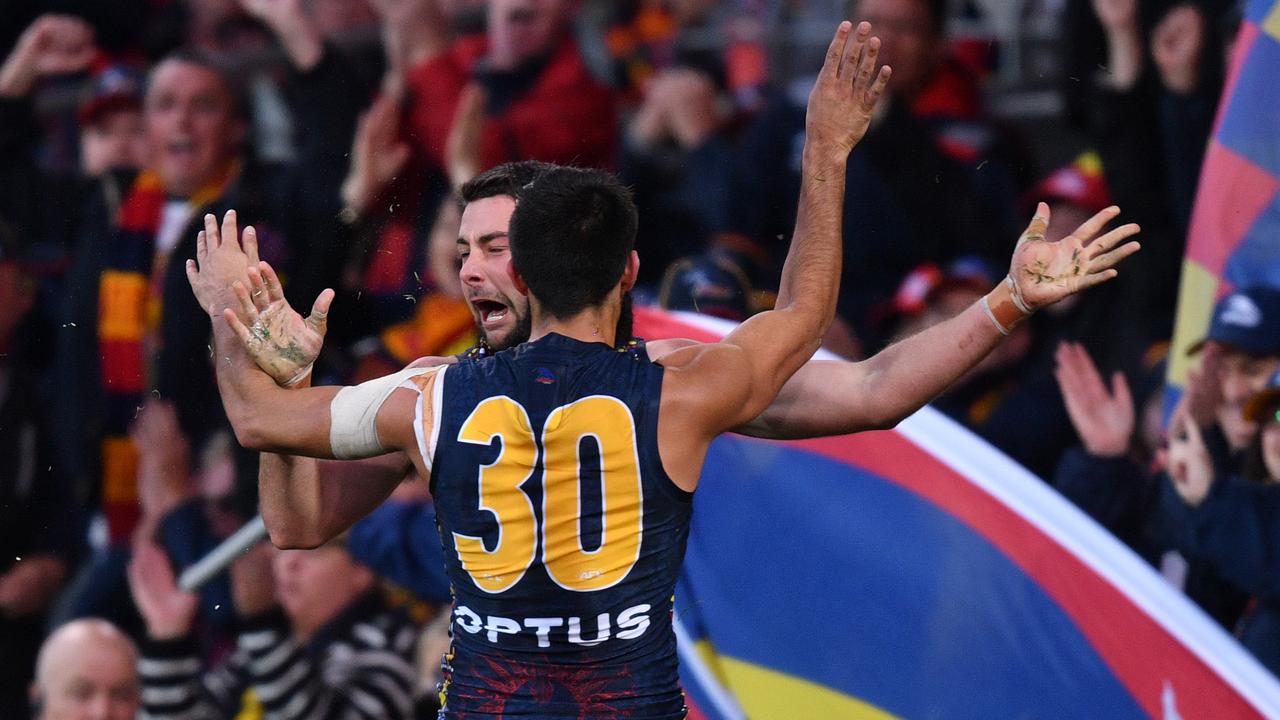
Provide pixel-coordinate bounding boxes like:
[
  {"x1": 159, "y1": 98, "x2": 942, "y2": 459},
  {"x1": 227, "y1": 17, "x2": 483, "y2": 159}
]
[{"x1": 0, "y1": 0, "x2": 1277, "y2": 717}]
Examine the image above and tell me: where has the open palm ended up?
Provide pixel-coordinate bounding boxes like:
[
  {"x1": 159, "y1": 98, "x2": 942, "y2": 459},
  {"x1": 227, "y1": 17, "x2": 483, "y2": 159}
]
[
  {"x1": 127, "y1": 542, "x2": 197, "y2": 640},
  {"x1": 231, "y1": 261, "x2": 333, "y2": 386},
  {"x1": 1054, "y1": 341, "x2": 1134, "y2": 457},
  {"x1": 1009, "y1": 203, "x2": 1141, "y2": 311}
]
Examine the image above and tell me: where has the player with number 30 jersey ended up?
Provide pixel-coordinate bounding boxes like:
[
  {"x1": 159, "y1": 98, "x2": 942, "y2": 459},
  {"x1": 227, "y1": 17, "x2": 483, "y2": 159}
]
[{"x1": 420, "y1": 337, "x2": 688, "y2": 716}]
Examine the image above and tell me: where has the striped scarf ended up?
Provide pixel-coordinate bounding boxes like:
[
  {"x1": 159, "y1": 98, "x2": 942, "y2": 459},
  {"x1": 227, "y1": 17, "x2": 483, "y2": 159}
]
[{"x1": 97, "y1": 165, "x2": 237, "y2": 543}]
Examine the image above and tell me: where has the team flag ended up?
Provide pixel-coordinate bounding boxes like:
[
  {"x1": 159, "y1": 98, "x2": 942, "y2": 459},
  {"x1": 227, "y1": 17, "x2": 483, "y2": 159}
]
[
  {"x1": 633, "y1": 307, "x2": 1280, "y2": 719},
  {"x1": 1169, "y1": 0, "x2": 1280, "y2": 388}
]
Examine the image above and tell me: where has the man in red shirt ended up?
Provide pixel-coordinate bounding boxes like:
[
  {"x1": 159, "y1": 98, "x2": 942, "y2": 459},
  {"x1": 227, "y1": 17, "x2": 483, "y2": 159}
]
[{"x1": 405, "y1": 0, "x2": 617, "y2": 176}]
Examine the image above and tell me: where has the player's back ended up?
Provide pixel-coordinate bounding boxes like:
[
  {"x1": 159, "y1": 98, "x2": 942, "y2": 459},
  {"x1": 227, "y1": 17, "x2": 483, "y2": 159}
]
[{"x1": 421, "y1": 333, "x2": 691, "y2": 719}]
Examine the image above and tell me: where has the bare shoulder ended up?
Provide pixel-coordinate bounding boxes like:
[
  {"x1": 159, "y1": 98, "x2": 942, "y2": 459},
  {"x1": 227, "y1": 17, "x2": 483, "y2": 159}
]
[
  {"x1": 656, "y1": 340, "x2": 748, "y2": 375},
  {"x1": 645, "y1": 337, "x2": 699, "y2": 362},
  {"x1": 657, "y1": 341, "x2": 753, "y2": 417}
]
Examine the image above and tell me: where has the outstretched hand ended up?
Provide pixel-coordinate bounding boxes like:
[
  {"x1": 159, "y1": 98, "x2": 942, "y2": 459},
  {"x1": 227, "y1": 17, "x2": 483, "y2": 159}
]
[
  {"x1": 1054, "y1": 341, "x2": 1134, "y2": 458},
  {"x1": 185, "y1": 210, "x2": 261, "y2": 319},
  {"x1": 127, "y1": 541, "x2": 198, "y2": 641},
  {"x1": 1007, "y1": 203, "x2": 1141, "y2": 312},
  {"x1": 223, "y1": 261, "x2": 333, "y2": 387},
  {"x1": 804, "y1": 21, "x2": 891, "y2": 165}
]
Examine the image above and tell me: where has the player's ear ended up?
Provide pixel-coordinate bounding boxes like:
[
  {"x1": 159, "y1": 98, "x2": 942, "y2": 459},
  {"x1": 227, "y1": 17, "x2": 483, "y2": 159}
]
[
  {"x1": 508, "y1": 263, "x2": 529, "y2": 295},
  {"x1": 621, "y1": 251, "x2": 640, "y2": 292}
]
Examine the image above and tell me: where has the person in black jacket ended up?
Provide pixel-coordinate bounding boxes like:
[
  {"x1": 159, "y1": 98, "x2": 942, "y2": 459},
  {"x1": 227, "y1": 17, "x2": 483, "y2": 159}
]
[
  {"x1": 1082, "y1": 0, "x2": 1232, "y2": 337},
  {"x1": 0, "y1": 236, "x2": 85, "y2": 719},
  {"x1": 0, "y1": 6, "x2": 378, "y2": 622},
  {"x1": 1053, "y1": 288, "x2": 1280, "y2": 634},
  {"x1": 1163, "y1": 369, "x2": 1280, "y2": 676}
]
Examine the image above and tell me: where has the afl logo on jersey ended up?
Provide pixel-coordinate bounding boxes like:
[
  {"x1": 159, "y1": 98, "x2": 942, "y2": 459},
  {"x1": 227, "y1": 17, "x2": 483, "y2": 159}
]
[{"x1": 535, "y1": 367, "x2": 557, "y2": 384}]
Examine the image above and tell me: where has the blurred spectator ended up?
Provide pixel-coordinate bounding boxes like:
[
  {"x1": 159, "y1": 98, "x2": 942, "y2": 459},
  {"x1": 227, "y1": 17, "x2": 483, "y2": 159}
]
[
  {"x1": 1082, "y1": 0, "x2": 1234, "y2": 335},
  {"x1": 129, "y1": 536, "x2": 418, "y2": 719},
  {"x1": 51, "y1": 45, "x2": 263, "y2": 563},
  {"x1": 596, "y1": 0, "x2": 768, "y2": 108},
  {"x1": 2, "y1": 22, "x2": 378, "y2": 633},
  {"x1": 656, "y1": 253, "x2": 756, "y2": 321},
  {"x1": 318, "y1": 0, "x2": 621, "y2": 363},
  {"x1": 140, "y1": 424, "x2": 245, "y2": 659},
  {"x1": 605, "y1": 0, "x2": 768, "y2": 278},
  {"x1": 1053, "y1": 340, "x2": 1171, "y2": 559},
  {"x1": 413, "y1": 611, "x2": 454, "y2": 717},
  {"x1": 349, "y1": 500, "x2": 453, "y2": 606},
  {"x1": 76, "y1": 64, "x2": 148, "y2": 178},
  {"x1": 727, "y1": 0, "x2": 1024, "y2": 350},
  {"x1": 1161, "y1": 372, "x2": 1280, "y2": 675},
  {"x1": 1052, "y1": 331, "x2": 1254, "y2": 630},
  {"x1": 852, "y1": 0, "x2": 1031, "y2": 187},
  {"x1": 0, "y1": 15, "x2": 105, "y2": 265},
  {"x1": 1183, "y1": 288, "x2": 1280, "y2": 468},
  {"x1": 404, "y1": 0, "x2": 618, "y2": 175},
  {"x1": 622, "y1": 65, "x2": 737, "y2": 280},
  {"x1": 1020, "y1": 153, "x2": 1134, "y2": 366},
  {"x1": 30, "y1": 618, "x2": 140, "y2": 720},
  {"x1": 0, "y1": 236, "x2": 83, "y2": 718},
  {"x1": 0, "y1": 6, "x2": 368, "y2": 598}
]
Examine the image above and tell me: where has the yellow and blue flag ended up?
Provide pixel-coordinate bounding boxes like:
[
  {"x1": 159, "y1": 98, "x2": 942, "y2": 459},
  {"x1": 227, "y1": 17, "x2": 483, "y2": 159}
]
[
  {"x1": 1170, "y1": 0, "x2": 1280, "y2": 385},
  {"x1": 635, "y1": 307, "x2": 1280, "y2": 719}
]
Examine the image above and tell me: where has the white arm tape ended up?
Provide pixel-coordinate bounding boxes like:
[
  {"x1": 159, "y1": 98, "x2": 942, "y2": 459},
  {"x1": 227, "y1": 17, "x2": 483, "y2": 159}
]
[{"x1": 329, "y1": 365, "x2": 443, "y2": 459}]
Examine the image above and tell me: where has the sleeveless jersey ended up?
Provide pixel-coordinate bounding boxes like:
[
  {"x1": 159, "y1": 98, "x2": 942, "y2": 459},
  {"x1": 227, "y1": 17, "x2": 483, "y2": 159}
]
[{"x1": 414, "y1": 333, "x2": 692, "y2": 718}]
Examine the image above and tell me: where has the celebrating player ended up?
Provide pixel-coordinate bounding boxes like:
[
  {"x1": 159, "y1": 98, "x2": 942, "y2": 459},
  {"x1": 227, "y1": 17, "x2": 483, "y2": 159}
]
[{"x1": 189, "y1": 21, "x2": 1140, "y2": 717}]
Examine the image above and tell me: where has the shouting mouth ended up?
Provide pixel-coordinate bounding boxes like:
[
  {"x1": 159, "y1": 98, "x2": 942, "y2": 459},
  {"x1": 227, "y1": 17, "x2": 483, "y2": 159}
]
[{"x1": 472, "y1": 299, "x2": 510, "y2": 328}]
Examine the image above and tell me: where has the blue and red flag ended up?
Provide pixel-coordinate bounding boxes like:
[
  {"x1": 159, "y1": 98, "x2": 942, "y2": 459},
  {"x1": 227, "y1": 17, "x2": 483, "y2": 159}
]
[
  {"x1": 634, "y1": 307, "x2": 1280, "y2": 719},
  {"x1": 1169, "y1": 0, "x2": 1280, "y2": 388}
]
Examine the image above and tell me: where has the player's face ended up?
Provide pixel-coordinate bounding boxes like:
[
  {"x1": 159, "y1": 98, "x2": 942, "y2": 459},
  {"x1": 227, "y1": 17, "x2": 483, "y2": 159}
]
[{"x1": 457, "y1": 195, "x2": 532, "y2": 351}]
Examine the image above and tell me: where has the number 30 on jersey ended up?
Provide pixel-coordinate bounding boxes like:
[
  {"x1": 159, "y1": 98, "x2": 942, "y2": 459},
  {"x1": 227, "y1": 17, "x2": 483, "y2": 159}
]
[{"x1": 453, "y1": 395, "x2": 643, "y2": 594}]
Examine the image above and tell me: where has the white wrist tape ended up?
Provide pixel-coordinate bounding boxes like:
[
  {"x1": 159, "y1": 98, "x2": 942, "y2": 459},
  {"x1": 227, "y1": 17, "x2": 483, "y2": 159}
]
[{"x1": 329, "y1": 365, "x2": 444, "y2": 459}]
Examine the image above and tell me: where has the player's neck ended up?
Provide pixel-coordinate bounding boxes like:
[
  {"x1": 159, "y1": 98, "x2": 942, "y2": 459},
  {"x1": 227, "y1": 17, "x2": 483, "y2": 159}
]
[{"x1": 529, "y1": 304, "x2": 618, "y2": 348}]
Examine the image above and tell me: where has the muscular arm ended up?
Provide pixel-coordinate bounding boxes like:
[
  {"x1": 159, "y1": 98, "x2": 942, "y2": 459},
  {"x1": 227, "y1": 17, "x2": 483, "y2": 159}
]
[
  {"x1": 258, "y1": 414, "x2": 414, "y2": 549},
  {"x1": 207, "y1": 299, "x2": 342, "y2": 455},
  {"x1": 192, "y1": 211, "x2": 421, "y2": 461},
  {"x1": 259, "y1": 358, "x2": 449, "y2": 549},
  {"x1": 649, "y1": 300, "x2": 1002, "y2": 439},
  {"x1": 660, "y1": 23, "x2": 889, "y2": 434},
  {"x1": 741, "y1": 300, "x2": 1005, "y2": 438},
  {"x1": 649, "y1": 200, "x2": 1140, "y2": 441}
]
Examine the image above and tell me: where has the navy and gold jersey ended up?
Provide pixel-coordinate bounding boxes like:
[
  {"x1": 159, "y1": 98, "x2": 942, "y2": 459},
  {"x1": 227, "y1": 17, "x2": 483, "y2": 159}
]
[{"x1": 412, "y1": 333, "x2": 691, "y2": 718}]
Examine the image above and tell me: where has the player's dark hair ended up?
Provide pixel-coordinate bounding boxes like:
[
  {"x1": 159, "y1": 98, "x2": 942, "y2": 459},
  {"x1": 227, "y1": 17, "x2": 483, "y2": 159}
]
[
  {"x1": 509, "y1": 166, "x2": 637, "y2": 319},
  {"x1": 460, "y1": 160, "x2": 557, "y2": 204}
]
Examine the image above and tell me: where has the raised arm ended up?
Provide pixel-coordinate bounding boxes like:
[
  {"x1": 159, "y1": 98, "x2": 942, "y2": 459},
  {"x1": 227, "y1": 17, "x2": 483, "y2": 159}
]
[
  {"x1": 187, "y1": 211, "x2": 422, "y2": 460},
  {"x1": 660, "y1": 22, "x2": 890, "y2": 435},
  {"x1": 738, "y1": 204, "x2": 1141, "y2": 438},
  {"x1": 206, "y1": 256, "x2": 441, "y2": 548}
]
